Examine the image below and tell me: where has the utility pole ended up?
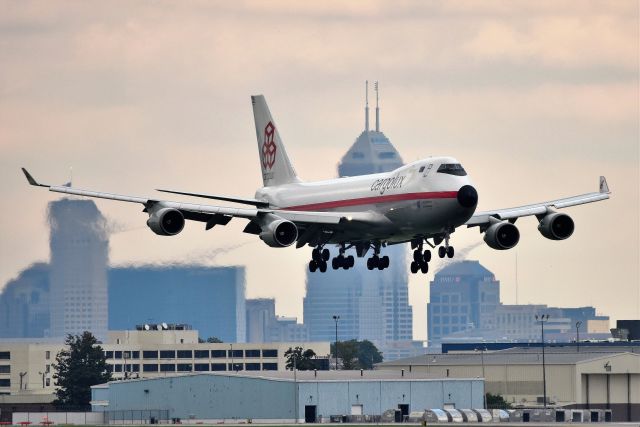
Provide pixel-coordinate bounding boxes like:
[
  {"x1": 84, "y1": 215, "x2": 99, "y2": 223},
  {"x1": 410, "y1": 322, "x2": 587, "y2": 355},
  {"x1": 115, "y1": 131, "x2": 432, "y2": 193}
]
[
  {"x1": 576, "y1": 321, "x2": 582, "y2": 353},
  {"x1": 475, "y1": 347, "x2": 487, "y2": 409},
  {"x1": 535, "y1": 314, "x2": 549, "y2": 408},
  {"x1": 332, "y1": 315, "x2": 340, "y2": 370}
]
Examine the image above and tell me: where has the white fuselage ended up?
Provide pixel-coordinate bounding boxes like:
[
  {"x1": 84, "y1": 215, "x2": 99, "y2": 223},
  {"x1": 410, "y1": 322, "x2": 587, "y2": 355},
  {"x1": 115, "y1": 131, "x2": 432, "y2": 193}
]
[{"x1": 255, "y1": 156, "x2": 477, "y2": 243}]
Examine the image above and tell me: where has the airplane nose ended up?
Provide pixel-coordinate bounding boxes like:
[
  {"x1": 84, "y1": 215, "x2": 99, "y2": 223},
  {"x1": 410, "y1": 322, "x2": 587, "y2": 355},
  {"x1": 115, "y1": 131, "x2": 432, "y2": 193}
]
[{"x1": 457, "y1": 185, "x2": 478, "y2": 208}]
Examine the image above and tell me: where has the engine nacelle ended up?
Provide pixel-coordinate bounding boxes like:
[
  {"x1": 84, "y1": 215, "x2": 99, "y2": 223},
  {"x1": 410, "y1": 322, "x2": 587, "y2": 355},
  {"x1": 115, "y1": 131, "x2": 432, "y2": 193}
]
[
  {"x1": 146, "y1": 208, "x2": 185, "y2": 236},
  {"x1": 538, "y1": 212, "x2": 574, "y2": 240},
  {"x1": 484, "y1": 221, "x2": 520, "y2": 250},
  {"x1": 259, "y1": 219, "x2": 298, "y2": 247}
]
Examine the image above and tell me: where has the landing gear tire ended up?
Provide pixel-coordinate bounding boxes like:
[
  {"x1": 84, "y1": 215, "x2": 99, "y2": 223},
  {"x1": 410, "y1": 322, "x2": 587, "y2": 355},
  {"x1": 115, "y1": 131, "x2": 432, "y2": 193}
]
[
  {"x1": 312, "y1": 248, "x2": 322, "y2": 262},
  {"x1": 423, "y1": 249, "x2": 432, "y2": 262},
  {"x1": 367, "y1": 257, "x2": 374, "y2": 270},
  {"x1": 438, "y1": 246, "x2": 446, "y2": 258},
  {"x1": 413, "y1": 250, "x2": 422, "y2": 263},
  {"x1": 322, "y1": 248, "x2": 330, "y2": 261},
  {"x1": 318, "y1": 261, "x2": 327, "y2": 273},
  {"x1": 381, "y1": 255, "x2": 390, "y2": 269},
  {"x1": 347, "y1": 255, "x2": 354, "y2": 268},
  {"x1": 420, "y1": 263, "x2": 429, "y2": 274},
  {"x1": 447, "y1": 246, "x2": 454, "y2": 258},
  {"x1": 309, "y1": 260, "x2": 318, "y2": 273},
  {"x1": 332, "y1": 258, "x2": 340, "y2": 270},
  {"x1": 410, "y1": 261, "x2": 419, "y2": 274}
]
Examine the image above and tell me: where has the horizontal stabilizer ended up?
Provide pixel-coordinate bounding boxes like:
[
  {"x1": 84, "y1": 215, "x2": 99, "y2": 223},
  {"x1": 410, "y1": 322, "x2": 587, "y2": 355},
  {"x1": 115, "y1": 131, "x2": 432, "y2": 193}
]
[{"x1": 156, "y1": 189, "x2": 269, "y2": 208}]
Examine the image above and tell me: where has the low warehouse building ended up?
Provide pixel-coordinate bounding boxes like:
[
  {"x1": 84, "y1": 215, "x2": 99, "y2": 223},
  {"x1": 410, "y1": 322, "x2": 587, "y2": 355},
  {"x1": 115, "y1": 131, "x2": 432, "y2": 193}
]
[
  {"x1": 91, "y1": 371, "x2": 484, "y2": 423},
  {"x1": 376, "y1": 347, "x2": 640, "y2": 421}
]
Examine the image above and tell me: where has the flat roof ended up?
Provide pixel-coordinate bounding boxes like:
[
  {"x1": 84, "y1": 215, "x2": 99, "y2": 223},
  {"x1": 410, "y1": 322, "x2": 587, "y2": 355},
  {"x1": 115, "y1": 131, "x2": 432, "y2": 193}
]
[
  {"x1": 100, "y1": 369, "x2": 477, "y2": 385},
  {"x1": 377, "y1": 347, "x2": 639, "y2": 367}
]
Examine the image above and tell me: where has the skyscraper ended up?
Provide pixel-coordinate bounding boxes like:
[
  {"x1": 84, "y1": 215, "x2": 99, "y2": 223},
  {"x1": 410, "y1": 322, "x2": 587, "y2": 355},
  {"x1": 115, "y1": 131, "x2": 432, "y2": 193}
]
[
  {"x1": 48, "y1": 199, "x2": 109, "y2": 340},
  {"x1": 109, "y1": 266, "x2": 246, "y2": 342},
  {"x1": 304, "y1": 82, "x2": 413, "y2": 355},
  {"x1": 427, "y1": 261, "x2": 500, "y2": 345},
  {"x1": 0, "y1": 263, "x2": 50, "y2": 338}
]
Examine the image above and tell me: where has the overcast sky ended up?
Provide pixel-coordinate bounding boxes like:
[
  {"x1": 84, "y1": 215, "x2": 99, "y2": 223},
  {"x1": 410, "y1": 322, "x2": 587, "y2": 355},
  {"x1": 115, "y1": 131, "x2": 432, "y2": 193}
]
[{"x1": 1, "y1": 1, "x2": 638, "y2": 340}]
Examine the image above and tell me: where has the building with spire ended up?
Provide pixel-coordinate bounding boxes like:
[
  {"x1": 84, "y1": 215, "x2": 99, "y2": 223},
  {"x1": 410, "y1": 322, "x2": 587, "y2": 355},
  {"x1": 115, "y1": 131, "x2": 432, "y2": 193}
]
[{"x1": 304, "y1": 82, "x2": 418, "y2": 360}]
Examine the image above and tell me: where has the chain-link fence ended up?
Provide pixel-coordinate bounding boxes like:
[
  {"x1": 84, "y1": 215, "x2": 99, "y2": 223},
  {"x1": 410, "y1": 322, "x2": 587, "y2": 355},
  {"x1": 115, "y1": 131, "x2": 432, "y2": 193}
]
[{"x1": 104, "y1": 409, "x2": 170, "y2": 425}]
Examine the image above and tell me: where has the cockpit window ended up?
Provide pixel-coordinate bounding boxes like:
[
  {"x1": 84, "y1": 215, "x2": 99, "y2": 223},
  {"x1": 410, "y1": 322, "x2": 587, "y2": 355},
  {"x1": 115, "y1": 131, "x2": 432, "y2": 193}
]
[
  {"x1": 418, "y1": 166, "x2": 425, "y2": 173},
  {"x1": 437, "y1": 163, "x2": 467, "y2": 176}
]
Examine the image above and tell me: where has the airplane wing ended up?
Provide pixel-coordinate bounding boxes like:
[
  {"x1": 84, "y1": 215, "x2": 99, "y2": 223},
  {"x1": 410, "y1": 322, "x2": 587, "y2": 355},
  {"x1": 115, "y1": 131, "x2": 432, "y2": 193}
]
[
  {"x1": 466, "y1": 176, "x2": 610, "y2": 227},
  {"x1": 21, "y1": 168, "x2": 385, "y2": 231}
]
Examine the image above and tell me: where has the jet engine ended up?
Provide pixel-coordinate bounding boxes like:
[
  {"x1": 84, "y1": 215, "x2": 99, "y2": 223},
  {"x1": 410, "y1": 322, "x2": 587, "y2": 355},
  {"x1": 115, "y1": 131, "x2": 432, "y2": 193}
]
[
  {"x1": 484, "y1": 220, "x2": 520, "y2": 250},
  {"x1": 259, "y1": 218, "x2": 298, "y2": 247},
  {"x1": 538, "y1": 212, "x2": 574, "y2": 240},
  {"x1": 146, "y1": 208, "x2": 185, "y2": 236}
]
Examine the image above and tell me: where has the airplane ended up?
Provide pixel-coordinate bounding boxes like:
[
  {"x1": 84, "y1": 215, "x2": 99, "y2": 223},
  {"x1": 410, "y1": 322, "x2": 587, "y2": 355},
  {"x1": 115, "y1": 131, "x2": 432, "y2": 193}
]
[{"x1": 22, "y1": 95, "x2": 610, "y2": 275}]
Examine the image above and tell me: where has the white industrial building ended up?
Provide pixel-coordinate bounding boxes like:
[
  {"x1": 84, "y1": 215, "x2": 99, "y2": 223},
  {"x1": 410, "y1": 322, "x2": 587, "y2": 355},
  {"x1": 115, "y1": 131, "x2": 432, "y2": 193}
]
[
  {"x1": 91, "y1": 370, "x2": 484, "y2": 423},
  {"x1": 376, "y1": 346, "x2": 640, "y2": 421}
]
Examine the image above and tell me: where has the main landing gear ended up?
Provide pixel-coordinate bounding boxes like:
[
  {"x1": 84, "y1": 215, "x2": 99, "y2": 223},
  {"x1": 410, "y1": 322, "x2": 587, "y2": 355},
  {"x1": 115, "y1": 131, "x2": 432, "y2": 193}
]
[
  {"x1": 366, "y1": 243, "x2": 390, "y2": 271},
  {"x1": 332, "y1": 244, "x2": 355, "y2": 270},
  {"x1": 410, "y1": 242, "x2": 431, "y2": 275},
  {"x1": 308, "y1": 247, "x2": 330, "y2": 273},
  {"x1": 410, "y1": 235, "x2": 455, "y2": 274}
]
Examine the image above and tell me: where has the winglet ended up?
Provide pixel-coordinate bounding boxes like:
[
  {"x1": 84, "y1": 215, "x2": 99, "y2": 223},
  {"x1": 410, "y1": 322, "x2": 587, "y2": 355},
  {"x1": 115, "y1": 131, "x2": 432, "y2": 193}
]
[
  {"x1": 599, "y1": 176, "x2": 610, "y2": 194},
  {"x1": 21, "y1": 168, "x2": 49, "y2": 188}
]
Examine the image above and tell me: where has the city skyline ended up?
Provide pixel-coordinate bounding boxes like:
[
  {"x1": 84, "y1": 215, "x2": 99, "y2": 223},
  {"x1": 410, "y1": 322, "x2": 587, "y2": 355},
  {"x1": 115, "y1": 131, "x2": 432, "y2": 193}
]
[{"x1": 1, "y1": 2, "x2": 638, "y2": 341}]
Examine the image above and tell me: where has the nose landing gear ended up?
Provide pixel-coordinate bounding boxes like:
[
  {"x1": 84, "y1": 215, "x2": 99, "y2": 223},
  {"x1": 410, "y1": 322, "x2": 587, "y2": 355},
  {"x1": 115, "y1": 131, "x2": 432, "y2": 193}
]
[{"x1": 437, "y1": 234, "x2": 455, "y2": 259}]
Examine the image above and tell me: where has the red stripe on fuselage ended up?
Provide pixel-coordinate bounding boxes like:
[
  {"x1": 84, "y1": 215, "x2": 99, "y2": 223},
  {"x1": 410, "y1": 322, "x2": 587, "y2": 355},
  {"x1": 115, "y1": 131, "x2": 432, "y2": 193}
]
[{"x1": 281, "y1": 191, "x2": 458, "y2": 211}]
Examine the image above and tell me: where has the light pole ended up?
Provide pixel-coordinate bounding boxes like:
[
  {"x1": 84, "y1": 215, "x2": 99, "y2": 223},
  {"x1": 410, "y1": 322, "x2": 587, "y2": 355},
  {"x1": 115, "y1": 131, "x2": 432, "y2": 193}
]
[
  {"x1": 475, "y1": 347, "x2": 487, "y2": 409},
  {"x1": 123, "y1": 351, "x2": 130, "y2": 379},
  {"x1": 535, "y1": 314, "x2": 549, "y2": 408},
  {"x1": 332, "y1": 315, "x2": 340, "y2": 370},
  {"x1": 575, "y1": 321, "x2": 582, "y2": 353}
]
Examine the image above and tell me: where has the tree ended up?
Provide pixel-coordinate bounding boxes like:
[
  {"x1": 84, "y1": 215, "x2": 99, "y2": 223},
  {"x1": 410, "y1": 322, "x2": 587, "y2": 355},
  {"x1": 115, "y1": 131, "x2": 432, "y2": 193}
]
[
  {"x1": 284, "y1": 346, "x2": 317, "y2": 370},
  {"x1": 53, "y1": 331, "x2": 112, "y2": 409},
  {"x1": 331, "y1": 340, "x2": 383, "y2": 369},
  {"x1": 486, "y1": 393, "x2": 513, "y2": 409}
]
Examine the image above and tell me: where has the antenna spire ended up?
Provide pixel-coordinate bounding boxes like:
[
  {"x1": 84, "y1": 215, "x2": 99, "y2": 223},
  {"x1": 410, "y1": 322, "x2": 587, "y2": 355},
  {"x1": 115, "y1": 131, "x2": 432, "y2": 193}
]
[
  {"x1": 365, "y1": 80, "x2": 370, "y2": 132},
  {"x1": 375, "y1": 81, "x2": 380, "y2": 132}
]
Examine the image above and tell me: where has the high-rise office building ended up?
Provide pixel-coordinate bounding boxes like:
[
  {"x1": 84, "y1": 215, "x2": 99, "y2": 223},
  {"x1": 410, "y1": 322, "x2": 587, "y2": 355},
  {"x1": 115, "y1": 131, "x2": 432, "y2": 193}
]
[
  {"x1": 0, "y1": 263, "x2": 50, "y2": 338},
  {"x1": 109, "y1": 266, "x2": 246, "y2": 343},
  {"x1": 246, "y1": 298, "x2": 309, "y2": 343},
  {"x1": 48, "y1": 199, "x2": 109, "y2": 340},
  {"x1": 303, "y1": 84, "x2": 414, "y2": 357},
  {"x1": 427, "y1": 260, "x2": 500, "y2": 345}
]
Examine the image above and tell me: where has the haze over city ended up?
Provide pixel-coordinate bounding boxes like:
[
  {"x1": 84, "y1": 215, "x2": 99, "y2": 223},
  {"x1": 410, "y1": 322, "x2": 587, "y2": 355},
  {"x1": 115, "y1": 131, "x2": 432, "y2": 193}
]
[{"x1": 1, "y1": 1, "x2": 638, "y2": 340}]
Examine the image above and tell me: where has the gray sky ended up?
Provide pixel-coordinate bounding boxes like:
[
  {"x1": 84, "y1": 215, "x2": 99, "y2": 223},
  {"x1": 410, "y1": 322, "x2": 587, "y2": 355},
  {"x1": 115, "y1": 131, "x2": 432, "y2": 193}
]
[{"x1": 1, "y1": 1, "x2": 638, "y2": 340}]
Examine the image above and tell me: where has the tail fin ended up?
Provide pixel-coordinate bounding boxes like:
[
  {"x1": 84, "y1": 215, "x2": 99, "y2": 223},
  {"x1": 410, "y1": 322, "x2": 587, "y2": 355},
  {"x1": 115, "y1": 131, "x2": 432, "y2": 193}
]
[{"x1": 251, "y1": 95, "x2": 300, "y2": 187}]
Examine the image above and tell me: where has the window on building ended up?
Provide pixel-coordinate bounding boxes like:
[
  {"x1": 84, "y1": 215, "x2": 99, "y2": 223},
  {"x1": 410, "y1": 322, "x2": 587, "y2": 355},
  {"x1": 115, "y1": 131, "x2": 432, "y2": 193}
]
[
  {"x1": 131, "y1": 351, "x2": 140, "y2": 359},
  {"x1": 177, "y1": 350, "x2": 193, "y2": 359},
  {"x1": 45, "y1": 351, "x2": 50, "y2": 360},
  {"x1": 143, "y1": 351, "x2": 158, "y2": 359},
  {"x1": 351, "y1": 152, "x2": 364, "y2": 159},
  {"x1": 45, "y1": 378, "x2": 50, "y2": 387},
  {"x1": 378, "y1": 152, "x2": 396, "y2": 159},
  {"x1": 245, "y1": 350, "x2": 261, "y2": 358},
  {"x1": 159, "y1": 350, "x2": 176, "y2": 359},
  {"x1": 0, "y1": 366, "x2": 9, "y2": 374},
  {"x1": 177, "y1": 364, "x2": 192, "y2": 372},
  {"x1": 211, "y1": 363, "x2": 226, "y2": 371},
  {"x1": 130, "y1": 364, "x2": 140, "y2": 372},
  {"x1": 262, "y1": 363, "x2": 278, "y2": 371},
  {"x1": 194, "y1": 364, "x2": 209, "y2": 372},
  {"x1": 245, "y1": 363, "x2": 260, "y2": 371},
  {"x1": 45, "y1": 365, "x2": 50, "y2": 373},
  {"x1": 143, "y1": 364, "x2": 159, "y2": 372},
  {"x1": 442, "y1": 306, "x2": 449, "y2": 314},
  {"x1": 0, "y1": 352, "x2": 9, "y2": 360},
  {"x1": 228, "y1": 363, "x2": 243, "y2": 371},
  {"x1": 194, "y1": 350, "x2": 210, "y2": 358},
  {"x1": 160, "y1": 364, "x2": 176, "y2": 372},
  {"x1": 0, "y1": 379, "x2": 10, "y2": 387},
  {"x1": 113, "y1": 365, "x2": 123, "y2": 372},
  {"x1": 211, "y1": 350, "x2": 226, "y2": 358},
  {"x1": 262, "y1": 349, "x2": 277, "y2": 358},
  {"x1": 104, "y1": 351, "x2": 114, "y2": 359},
  {"x1": 228, "y1": 350, "x2": 243, "y2": 358},
  {"x1": 114, "y1": 351, "x2": 122, "y2": 359}
]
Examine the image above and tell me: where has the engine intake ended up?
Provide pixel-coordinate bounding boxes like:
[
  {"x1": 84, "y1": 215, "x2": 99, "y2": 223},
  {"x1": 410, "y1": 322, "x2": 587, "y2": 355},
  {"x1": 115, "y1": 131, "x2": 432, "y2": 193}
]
[
  {"x1": 259, "y1": 218, "x2": 298, "y2": 247},
  {"x1": 147, "y1": 208, "x2": 185, "y2": 236},
  {"x1": 484, "y1": 220, "x2": 520, "y2": 250},
  {"x1": 538, "y1": 212, "x2": 574, "y2": 240}
]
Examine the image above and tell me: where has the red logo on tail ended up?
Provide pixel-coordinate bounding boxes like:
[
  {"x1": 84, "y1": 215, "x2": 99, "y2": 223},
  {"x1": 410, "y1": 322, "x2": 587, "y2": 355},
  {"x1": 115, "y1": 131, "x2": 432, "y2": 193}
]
[{"x1": 262, "y1": 122, "x2": 277, "y2": 170}]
